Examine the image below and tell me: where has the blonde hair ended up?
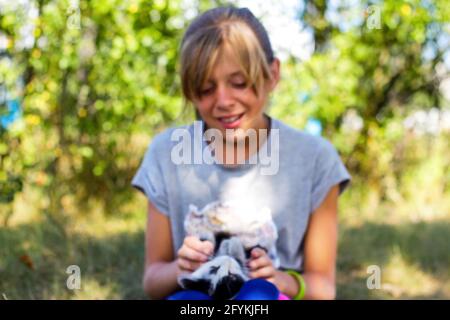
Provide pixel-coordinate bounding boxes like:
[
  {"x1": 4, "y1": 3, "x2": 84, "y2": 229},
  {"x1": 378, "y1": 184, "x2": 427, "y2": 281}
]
[{"x1": 180, "y1": 7, "x2": 275, "y2": 104}]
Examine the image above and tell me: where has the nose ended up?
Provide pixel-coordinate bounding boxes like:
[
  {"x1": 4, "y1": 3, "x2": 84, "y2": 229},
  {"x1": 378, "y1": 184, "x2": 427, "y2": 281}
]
[{"x1": 215, "y1": 84, "x2": 234, "y2": 110}]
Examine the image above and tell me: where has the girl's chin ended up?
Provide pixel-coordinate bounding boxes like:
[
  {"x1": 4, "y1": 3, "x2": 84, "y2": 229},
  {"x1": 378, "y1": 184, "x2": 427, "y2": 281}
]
[
  {"x1": 204, "y1": 126, "x2": 248, "y2": 143},
  {"x1": 224, "y1": 129, "x2": 258, "y2": 146},
  {"x1": 205, "y1": 121, "x2": 247, "y2": 134}
]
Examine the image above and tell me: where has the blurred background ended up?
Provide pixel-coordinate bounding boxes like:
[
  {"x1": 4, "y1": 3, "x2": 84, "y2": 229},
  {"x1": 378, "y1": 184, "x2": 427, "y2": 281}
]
[{"x1": 0, "y1": 0, "x2": 449, "y2": 299}]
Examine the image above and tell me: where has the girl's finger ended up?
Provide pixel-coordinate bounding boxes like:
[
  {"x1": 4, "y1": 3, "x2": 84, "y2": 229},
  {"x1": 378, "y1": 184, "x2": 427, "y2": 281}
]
[
  {"x1": 184, "y1": 236, "x2": 214, "y2": 256},
  {"x1": 249, "y1": 266, "x2": 275, "y2": 279},
  {"x1": 199, "y1": 240, "x2": 214, "y2": 256},
  {"x1": 248, "y1": 254, "x2": 271, "y2": 270},
  {"x1": 178, "y1": 245, "x2": 209, "y2": 262},
  {"x1": 177, "y1": 258, "x2": 203, "y2": 272},
  {"x1": 250, "y1": 247, "x2": 265, "y2": 259}
]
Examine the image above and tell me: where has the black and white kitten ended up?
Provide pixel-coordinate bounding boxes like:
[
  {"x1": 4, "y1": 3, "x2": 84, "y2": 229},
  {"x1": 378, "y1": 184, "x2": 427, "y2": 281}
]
[{"x1": 178, "y1": 235, "x2": 249, "y2": 300}]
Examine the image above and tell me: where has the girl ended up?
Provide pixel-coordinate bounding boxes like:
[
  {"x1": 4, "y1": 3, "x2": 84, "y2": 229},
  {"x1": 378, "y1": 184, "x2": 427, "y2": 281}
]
[{"x1": 132, "y1": 6, "x2": 351, "y2": 300}]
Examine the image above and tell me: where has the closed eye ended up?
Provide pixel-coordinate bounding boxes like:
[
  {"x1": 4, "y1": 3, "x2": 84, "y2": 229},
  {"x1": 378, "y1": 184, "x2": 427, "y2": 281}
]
[
  {"x1": 200, "y1": 87, "x2": 214, "y2": 96},
  {"x1": 199, "y1": 82, "x2": 247, "y2": 96},
  {"x1": 232, "y1": 82, "x2": 247, "y2": 89}
]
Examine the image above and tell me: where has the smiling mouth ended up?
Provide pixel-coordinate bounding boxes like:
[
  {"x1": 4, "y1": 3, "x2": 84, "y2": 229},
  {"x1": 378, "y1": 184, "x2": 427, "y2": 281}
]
[
  {"x1": 217, "y1": 113, "x2": 245, "y2": 128},
  {"x1": 219, "y1": 113, "x2": 243, "y2": 123}
]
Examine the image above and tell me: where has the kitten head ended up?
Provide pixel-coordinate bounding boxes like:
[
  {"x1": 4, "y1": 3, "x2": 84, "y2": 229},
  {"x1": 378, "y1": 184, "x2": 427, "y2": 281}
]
[
  {"x1": 178, "y1": 255, "x2": 246, "y2": 300},
  {"x1": 178, "y1": 236, "x2": 249, "y2": 300}
]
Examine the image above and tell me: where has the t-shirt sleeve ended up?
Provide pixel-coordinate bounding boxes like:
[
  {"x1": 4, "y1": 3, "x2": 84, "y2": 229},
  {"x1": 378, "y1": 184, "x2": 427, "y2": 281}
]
[
  {"x1": 131, "y1": 135, "x2": 170, "y2": 216},
  {"x1": 311, "y1": 138, "x2": 351, "y2": 213}
]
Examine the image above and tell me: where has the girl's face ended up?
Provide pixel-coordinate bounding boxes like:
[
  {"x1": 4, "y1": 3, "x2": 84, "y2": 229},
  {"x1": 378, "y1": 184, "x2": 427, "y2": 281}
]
[{"x1": 193, "y1": 44, "x2": 280, "y2": 142}]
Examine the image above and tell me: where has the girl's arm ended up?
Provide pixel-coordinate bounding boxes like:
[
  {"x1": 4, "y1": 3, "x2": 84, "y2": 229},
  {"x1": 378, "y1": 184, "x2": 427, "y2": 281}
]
[
  {"x1": 301, "y1": 184, "x2": 340, "y2": 299},
  {"x1": 143, "y1": 200, "x2": 214, "y2": 299},
  {"x1": 249, "y1": 185, "x2": 340, "y2": 299},
  {"x1": 142, "y1": 200, "x2": 180, "y2": 300}
]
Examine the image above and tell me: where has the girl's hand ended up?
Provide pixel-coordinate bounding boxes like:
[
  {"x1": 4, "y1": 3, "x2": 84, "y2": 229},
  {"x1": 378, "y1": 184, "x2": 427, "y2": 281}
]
[
  {"x1": 176, "y1": 236, "x2": 214, "y2": 275},
  {"x1": 247, "y1": 247, "x2": 277, "y2": 283}
]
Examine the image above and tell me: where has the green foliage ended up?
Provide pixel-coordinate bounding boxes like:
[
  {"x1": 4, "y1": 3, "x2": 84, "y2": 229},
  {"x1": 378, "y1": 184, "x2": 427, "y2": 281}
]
[
  {"x1": 273, "y1": 0, "x2": 449, "y2": 198},
  {"x1": 1, "y1": 0, "x2": 190, "y2": 215}
]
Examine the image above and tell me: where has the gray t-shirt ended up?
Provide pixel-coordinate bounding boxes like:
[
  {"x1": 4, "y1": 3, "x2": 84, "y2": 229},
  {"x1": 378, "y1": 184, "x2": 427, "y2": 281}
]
[{"x1": 131, "y1": 116, "x2": 351, "y2": 271}]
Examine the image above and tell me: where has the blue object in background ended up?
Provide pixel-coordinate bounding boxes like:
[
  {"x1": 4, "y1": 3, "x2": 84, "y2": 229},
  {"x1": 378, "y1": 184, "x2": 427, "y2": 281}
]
[
  {"x1": 0, "y1": 98, "x2": 21, "y2": 129},
  {"x1": 297, "y1": 92, "x2": 311, "y2": 104},
  {"x1": 305, "y1": 117, "x2": 322, "y2": 136}
]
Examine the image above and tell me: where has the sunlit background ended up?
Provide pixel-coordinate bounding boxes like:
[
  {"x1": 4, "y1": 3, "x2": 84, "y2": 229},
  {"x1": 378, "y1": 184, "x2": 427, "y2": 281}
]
[{"x1": 1, "y1": 0, "x2": 449, "y2": 299}]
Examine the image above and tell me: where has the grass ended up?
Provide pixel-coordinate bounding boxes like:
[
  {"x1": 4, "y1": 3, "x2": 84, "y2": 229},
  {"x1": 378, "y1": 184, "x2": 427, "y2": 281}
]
[
  {"x1": 0, "y1": 189, "x2": 148, "y2": 300},
  {"x1": 1, "y1": 183, "x2": 449, "y2": 299},
  {"x1": 337, "y1": 219, "x2": 450, "y2": 299}
]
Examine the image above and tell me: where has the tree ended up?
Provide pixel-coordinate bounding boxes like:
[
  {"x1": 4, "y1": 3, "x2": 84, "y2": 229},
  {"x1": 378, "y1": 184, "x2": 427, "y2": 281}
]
[{"x1": 0, "y1": 0, "x2": 187, "y2": 217}]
